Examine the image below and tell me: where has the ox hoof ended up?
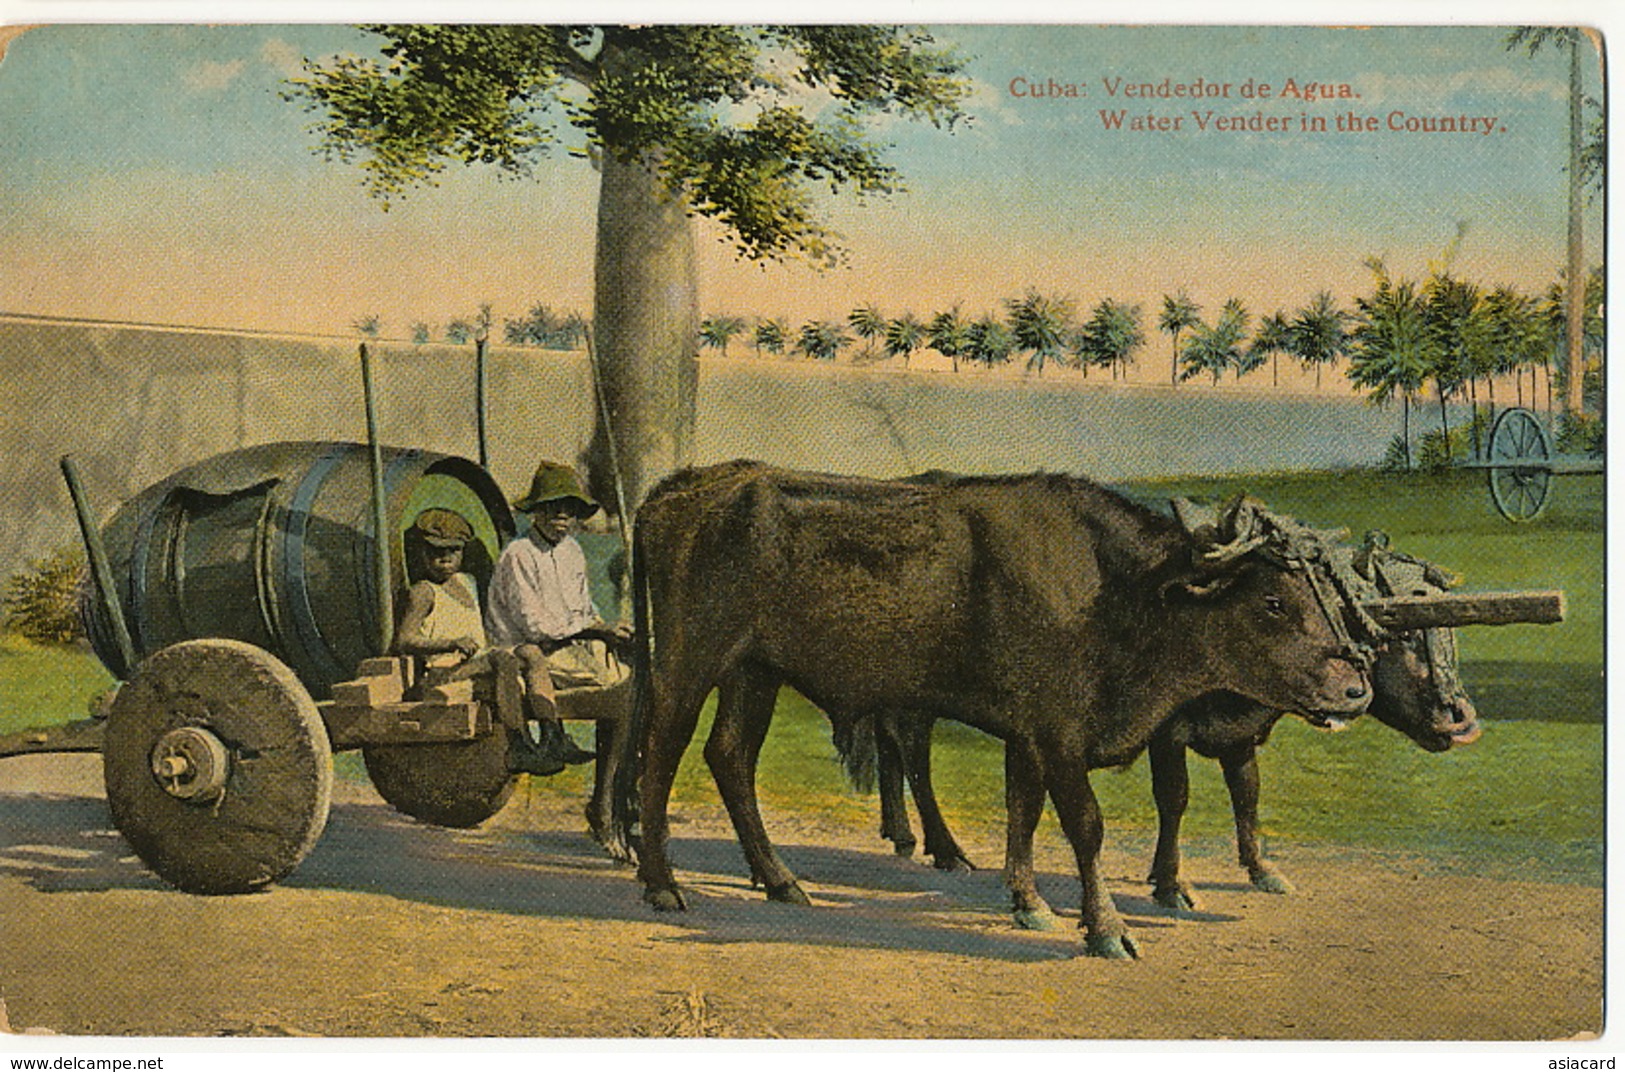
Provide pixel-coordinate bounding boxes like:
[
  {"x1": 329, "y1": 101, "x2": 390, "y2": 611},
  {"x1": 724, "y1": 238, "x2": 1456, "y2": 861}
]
[
  {"x1": 644, "y1": 886, "x2": 687, "y2": 912},
  {"x1": 766, "y1": 881, "x2": 812, "y2": 906},
  {"x1": 1152, "y1": 884, "x2": 1198, "y2": 913},
  {"x1": 890, "y1": 839, "x2": 918, "y2": 858},
  {"x1": 1250, "y1": 869, "x2": 1296, "y2": 895},
  {"x1": 932, "y1": 854, "x2": 975, "y2": 873},
  {"x1": 1084, "y1": 932, "x2": 1141, "y2": 960},
  {"x1": 1013, "y1": 906, "x2": 1061, "y2": 932}
]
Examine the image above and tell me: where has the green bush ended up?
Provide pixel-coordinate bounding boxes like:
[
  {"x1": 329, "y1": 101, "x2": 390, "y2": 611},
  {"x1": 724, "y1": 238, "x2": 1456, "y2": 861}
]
[
  {"x1": 2, "y1": 548, "x2": 87, "y2": 644},
  {"x1": 1393, "y1": 410, "x2": 1488, "y2": 473},
  {"x1": 1556, "y1": 411, "x2": 1604, "y2": 456},
  {"x1": 1380, "y1": 434, "x2": 1412, "y2": 472}
]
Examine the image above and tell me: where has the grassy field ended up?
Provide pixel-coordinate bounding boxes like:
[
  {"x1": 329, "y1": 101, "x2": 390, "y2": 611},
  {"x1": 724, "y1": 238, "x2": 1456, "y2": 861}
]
[{"x1": 1, "y1": 466, "x2": 1603, "y2": 883}]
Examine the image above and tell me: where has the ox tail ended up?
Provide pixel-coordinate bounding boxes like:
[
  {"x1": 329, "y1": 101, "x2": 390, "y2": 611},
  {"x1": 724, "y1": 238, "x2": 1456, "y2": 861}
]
[
  {"x1": 831, "y1": 716, "x2": 878, "y2": 795},
  {"x1": 609, "y1": 518, "x2": 652, "y2": 864}
]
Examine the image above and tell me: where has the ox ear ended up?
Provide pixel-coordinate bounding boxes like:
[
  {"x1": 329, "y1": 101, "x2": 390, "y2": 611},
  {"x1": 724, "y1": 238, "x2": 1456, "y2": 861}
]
[{"x1": 1170, "y1": 497, "x2": 1218, "y2": 542}]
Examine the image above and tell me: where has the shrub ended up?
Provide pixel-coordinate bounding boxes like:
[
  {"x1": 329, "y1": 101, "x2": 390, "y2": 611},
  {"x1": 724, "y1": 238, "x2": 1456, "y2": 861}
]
[
  {"x1": 1557, "y1": 412, "x2": 1604, "y2": 456},
  {"x1": 3, "y1": 548, "x2": 87, "y2": 644}
]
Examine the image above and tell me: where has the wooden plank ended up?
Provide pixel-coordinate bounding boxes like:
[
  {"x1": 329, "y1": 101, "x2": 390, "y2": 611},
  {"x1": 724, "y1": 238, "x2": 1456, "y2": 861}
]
[
  {"x1": 321, "y1": 701, "x2": 487, "y2": 749},
  {"x1": 354, "y1": 656, "x2": 416, "y2": 692},
  {"x1": 556, "y1": 682, "x2": 633, "y2": 723},
  {"x1": 1359, "y1": 590, "x2": 1566, "y2": 631},
  {"x1": 330, "y1": 674, "x2": 404, "y2": 707},
  {"x1": 421, "y1": 679, "x2": 475, "y2": 704}
]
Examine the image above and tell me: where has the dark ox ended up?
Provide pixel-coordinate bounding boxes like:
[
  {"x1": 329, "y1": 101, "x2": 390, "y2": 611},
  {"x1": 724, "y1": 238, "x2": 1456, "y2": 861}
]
[
  {"x1": 865, "y1": 604, "x2": 1478, "y2": 915},
  {"x1": 618, "y1": 461, "x2": 1371, "y2": 958},
  {"x1": 1148, "y1": 544, "x2": 1479, "y2": 909}
]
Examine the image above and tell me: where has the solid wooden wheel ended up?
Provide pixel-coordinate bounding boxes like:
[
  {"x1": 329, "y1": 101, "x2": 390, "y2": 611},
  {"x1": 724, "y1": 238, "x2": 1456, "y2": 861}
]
[
  {"x1": 1486, "y1": 407, "x2": 1553, "y2": 522},
  {"x1": 103, "y1": 639, "x2": 332, "y2": 894},
  {"x1": 362, "y1": 728, "x2": 517, "y2": 828}
]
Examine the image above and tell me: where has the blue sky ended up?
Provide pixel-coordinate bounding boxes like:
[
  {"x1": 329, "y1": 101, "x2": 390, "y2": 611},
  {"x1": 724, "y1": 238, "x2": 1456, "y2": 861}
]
[{"x1": 0, "y1": 20, "x2": 1605, "y2": 348}]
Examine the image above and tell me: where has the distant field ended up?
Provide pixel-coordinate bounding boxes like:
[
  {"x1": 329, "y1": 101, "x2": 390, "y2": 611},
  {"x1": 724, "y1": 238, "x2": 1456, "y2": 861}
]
[{"x1": 1, "y1": 465, "x2": 1603, "y2": 883}]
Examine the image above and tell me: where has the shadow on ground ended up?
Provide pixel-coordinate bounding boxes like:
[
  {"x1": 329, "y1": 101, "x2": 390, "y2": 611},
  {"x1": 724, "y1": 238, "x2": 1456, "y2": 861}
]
[{"x1": 0, "y1": 781, "x2": 1216, "y2": 964}]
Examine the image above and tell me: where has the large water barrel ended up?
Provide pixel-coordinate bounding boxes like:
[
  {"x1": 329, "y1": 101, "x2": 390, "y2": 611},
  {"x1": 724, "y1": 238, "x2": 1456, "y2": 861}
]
[{"x1": 83, "y1": 441, "x2": 516, "y2": 696}]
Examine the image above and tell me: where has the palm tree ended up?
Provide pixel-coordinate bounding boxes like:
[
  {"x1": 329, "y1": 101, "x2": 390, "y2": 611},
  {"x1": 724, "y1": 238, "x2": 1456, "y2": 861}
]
[
  {"x1": 1349, "y1": 261, "x2": 1433, "y2": 469},
  {"x1": 884, "y1": 313, "x2": 926, "y2": 367},
  {"x1": 699, "y1": 315, "x2": 746, "y2": 357},
  {"x1": 1421, "y1": 274, "x2": 1480, "y2": 460},
  {"x1": 1005, "y1": 291, "x2": 1074, "y2": 377},
  {"x1": 927, "y1": 307, "x2": 970, "y2": 372},
  {"x1": 848, "y1": 305, "x2": 887, "y2": 361},
  {"x1": 1179, "y1": 299, "x2": 1249, "y2": 386},
  {"x1": 1248, "y1": 311, "x2": 1291, "y2": 387},
  {"x1": 353, "y1": 313, "x2": 382, "y2": 338},
  {"x1": 1472, "y1": 286, "x2": 1548, "y2": 453},
  {"x1": 797, "y1": 320, "x2": 849, "y2": 362},
  {"x1": 1507, "y1": 27, "x2": 1589, "y2": 415},
  {"x1": 753, "y1": 317, "x2": 788, "y2": 359},
  {"x1": 964, "y1": 314, "x2": 1015, "y2": 369},
  {"x1": 1541, "y1": 268, "x2": 1608, "y2": 414},
  {"x1": 1074, "y1": 299, "x2": 1145, "y2": 380},
  {"x1": 1286, "y1": 291, "x2": 1350, "y2": 390},
  {"x1": 1159, "y1": 291, "x2": 1201, "y2": 385}
]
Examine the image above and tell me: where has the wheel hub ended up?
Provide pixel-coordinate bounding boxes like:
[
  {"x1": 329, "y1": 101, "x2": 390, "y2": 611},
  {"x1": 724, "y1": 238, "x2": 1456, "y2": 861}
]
[{"x1": 149, "y1": 725, "x2": 231, "y2": 802}]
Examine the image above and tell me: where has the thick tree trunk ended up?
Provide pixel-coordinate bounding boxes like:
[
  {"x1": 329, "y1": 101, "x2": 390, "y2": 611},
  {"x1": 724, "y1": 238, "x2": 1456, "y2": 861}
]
[
  {"x1": 589, "y1": 151, "x2": 699, "y2": 518},
  {"x1": 1564, "y1": 35, "x2": 1585, "y2": 416}
]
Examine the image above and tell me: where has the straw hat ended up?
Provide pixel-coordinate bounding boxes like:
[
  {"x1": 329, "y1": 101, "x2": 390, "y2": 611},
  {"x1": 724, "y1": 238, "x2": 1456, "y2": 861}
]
[{"x1": 512, "y1": 461, "x2": 600, "y2": 517}]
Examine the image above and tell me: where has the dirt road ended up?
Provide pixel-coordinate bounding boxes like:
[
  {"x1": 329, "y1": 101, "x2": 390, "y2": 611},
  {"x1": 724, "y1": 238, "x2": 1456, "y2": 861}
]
[{"x1": 0, "y1": 754, "x2": 1603, "y2": 1040}]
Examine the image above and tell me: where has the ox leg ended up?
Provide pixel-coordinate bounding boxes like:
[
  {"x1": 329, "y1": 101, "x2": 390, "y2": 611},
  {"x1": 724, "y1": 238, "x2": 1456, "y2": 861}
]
[
  {"x1": 904, "y1": 717, "x2": 973, "y2": 872},
  {"x1": 637, "y1": 680, "x2": 713, "y2": 912},
  {"x1": 1043, "y1": 748, "x2": 1138, "y2": 960},
  {"x1": 1147, "y1": 728, "x2": 1199, "y2": 912},
  {"x1": 1221, "y1": 745, "x2": 1294, "y2": 895},
  {"x1": 705, "y1": 668, "x2": 811, "y2": 906},
  {"x1": 585, "y1": 718, "x2": 618, "y2": 847},
  {"x1": 875, "y1": 714, "x2": 917, "y2": 857},
  {"x1": 1003, "y1": 741, "x2": 1059, "y2": 931}
]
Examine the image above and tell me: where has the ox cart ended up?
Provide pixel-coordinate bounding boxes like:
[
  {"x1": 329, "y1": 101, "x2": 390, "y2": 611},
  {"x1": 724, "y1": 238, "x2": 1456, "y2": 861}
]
[
  {"x1": 0, "y1": 347, "x2": 630, "y2": 895},
  {"x1": 1469, "y1": 406, "x2": 1605, "y2": 523}
]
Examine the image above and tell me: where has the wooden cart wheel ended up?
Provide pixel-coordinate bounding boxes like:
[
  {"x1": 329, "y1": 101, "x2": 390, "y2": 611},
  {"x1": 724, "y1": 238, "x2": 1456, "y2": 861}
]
[
  {"x1": 103, "y1": 639, "x2": 332, "y2": 894},
  {"x1": 362, "y1": 729, "x2": 517, "y2": 828},
  {"x1": 1486, "y1": 407, "x2": 1554, "y2": 522}
]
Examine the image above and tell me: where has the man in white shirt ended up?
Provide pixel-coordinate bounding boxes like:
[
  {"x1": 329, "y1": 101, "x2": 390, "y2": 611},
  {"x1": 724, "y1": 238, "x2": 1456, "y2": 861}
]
[{"x1": 489, "y1": 461, "x2": 632, "y2": 774}]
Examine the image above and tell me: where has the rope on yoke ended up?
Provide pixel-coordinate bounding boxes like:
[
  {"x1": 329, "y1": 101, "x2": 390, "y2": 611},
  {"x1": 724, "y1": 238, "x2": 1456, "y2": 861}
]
[{"x1": 1246, "y1": 507, "x2": 1376, "y2": 670}]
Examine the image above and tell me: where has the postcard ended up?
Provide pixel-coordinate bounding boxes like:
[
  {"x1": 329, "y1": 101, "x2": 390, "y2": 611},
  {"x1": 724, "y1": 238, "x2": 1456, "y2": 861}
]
[{"x1": 0, "y1": 13, "x2": 1607, "y2": 1057}]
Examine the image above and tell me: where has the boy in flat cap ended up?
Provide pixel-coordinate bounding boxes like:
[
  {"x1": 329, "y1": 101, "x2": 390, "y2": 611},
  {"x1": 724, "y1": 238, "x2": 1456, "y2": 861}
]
[
  {"x1": 486, "y1": 461, "x2": 632, "y2": 771},
  {"x1": 394, "y1": 507, "x2": 488, "y2": 671}
]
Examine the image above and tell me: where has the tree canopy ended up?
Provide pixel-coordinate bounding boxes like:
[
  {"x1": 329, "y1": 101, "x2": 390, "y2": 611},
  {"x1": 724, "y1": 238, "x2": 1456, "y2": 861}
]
[{"x1": 287, "y1": 26, "x2": 972, "y2": 267}]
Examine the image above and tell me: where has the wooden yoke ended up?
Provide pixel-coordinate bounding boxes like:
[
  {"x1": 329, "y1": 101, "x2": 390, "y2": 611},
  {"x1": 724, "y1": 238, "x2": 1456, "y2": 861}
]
[{"x1": 1359, "y1": 590, "x2": 1566, "y2": 632}]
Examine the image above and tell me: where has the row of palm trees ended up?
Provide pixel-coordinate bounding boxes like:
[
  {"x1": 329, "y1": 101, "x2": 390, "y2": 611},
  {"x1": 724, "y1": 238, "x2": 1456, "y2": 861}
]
[
  {"x1": 702, "y1": 294, "x2": 1153, "y2": 379},
  {"x1": 698, "y1": 263, "x2": 1603, "y2": 463},
  {"x1": 1347, "y1": 259, "x2": 1603, "y2": 465}
]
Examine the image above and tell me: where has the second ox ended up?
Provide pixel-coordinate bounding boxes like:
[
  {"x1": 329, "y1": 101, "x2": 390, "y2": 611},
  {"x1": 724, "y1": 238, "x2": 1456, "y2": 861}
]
[
  {"x1": 864, "y1": 529, "x2": 1481, "y2": 914},
  {"x1": 615, "y1": 461, "x2": 1372, "y2": 958}
]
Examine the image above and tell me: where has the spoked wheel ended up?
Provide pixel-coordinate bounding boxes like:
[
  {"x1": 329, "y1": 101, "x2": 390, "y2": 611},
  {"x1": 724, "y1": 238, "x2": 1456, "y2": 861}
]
[
  {"x1": 103, "y1": 639, "x2": 332, "y2": 894},
  {"x1": 362, "y1": 728, "x2": 517, "y2": 828},
  {"x1": 1486, "y1": 407, "x2": 1553, "y2": 523}
]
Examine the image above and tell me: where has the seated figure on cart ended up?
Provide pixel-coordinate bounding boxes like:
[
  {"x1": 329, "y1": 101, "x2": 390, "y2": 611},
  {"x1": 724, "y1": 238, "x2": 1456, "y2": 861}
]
[{"x1": 393, "y1": 461, "x2": 631, "y2": 776}]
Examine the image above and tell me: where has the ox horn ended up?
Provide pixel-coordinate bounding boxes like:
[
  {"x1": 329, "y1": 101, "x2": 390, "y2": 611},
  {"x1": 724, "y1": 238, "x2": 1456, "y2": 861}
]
[{"x1": 1201, "y1": 494, "x2": 1272, "y2": 564}]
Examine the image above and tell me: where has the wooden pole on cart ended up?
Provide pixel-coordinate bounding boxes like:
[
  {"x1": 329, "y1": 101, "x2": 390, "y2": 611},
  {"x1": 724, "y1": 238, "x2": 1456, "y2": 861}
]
[
  {"x1": 60, "y1": 454, "x2": 137, "y2": 678},
  {"x1": 360, "y1": 343, "x2": 395, "y2": 655},
  {"x1": 475, "y1": 331, "x2": 490, "y2": 471}
]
